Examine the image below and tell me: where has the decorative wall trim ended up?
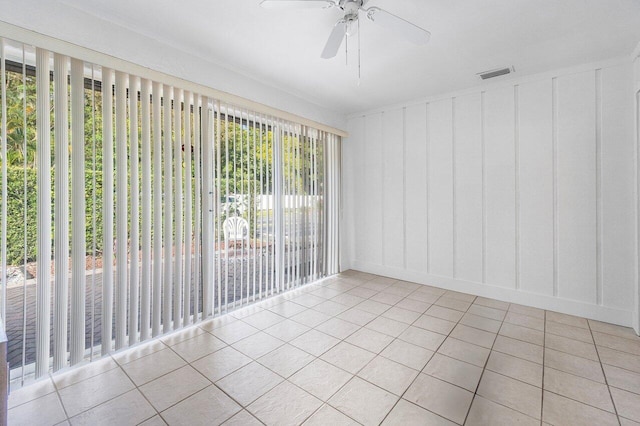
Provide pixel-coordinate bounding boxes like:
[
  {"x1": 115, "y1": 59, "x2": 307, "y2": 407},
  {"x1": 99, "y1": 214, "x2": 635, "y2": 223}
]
[
  {"x1": 426, "y1": 104, "x2": 431, "y2": 274},
  {"x1": 596, "y1": 68, "x2": 603, "y2": 306},
  {"x1": 635, "y1": 75, "x2": 640, "y2": 335},
  {"x1": 481, "y1": 92, "x2": 486, "y2": 284},
  {"x1": 514, "y1": 85, "x2": 521, "y2": 291},
  {"x1": 552, "y1": 77, "x2": 559, "y2": 297}
]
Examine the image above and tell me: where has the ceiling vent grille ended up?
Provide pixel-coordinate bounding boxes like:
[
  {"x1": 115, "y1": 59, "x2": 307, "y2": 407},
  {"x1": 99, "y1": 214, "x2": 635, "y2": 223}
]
[{"x1": 478, "y1": 66, "x2": 514, "y2": 80}]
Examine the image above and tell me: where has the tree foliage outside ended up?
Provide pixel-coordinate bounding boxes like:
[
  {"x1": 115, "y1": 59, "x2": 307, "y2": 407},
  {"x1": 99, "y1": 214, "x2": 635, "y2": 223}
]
[
  {"x1": 2, "y1": 167, "x2": 103, "y2": 265},
  {"x1": 0, "y1": 66, "x2": 324, "y2": 267},
  {"x1": 3, "y1": 71, "x2": 36, "y2": 167}
]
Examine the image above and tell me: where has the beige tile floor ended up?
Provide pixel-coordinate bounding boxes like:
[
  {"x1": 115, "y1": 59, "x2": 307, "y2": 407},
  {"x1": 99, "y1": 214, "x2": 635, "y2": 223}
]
[{"x1": 8, "y1": 270, "x2": 640, "y2": 426}]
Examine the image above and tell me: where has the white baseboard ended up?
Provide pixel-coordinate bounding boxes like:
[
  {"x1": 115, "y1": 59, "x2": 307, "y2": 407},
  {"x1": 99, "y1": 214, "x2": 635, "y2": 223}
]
[{"x1": 351, "y1": 260, "x2": 634, "y2": 328}]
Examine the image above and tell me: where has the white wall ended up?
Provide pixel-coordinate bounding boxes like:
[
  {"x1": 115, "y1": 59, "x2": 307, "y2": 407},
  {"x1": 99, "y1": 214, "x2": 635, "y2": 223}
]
[{"x1": 344, "y1": 58, "x2": 637, "y2": 327}]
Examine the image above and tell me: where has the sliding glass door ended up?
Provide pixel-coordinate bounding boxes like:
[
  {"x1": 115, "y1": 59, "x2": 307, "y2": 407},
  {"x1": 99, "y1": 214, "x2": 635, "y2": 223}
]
[{"x1": 0, "y1": 37, "x2": 341, "y2": 385}]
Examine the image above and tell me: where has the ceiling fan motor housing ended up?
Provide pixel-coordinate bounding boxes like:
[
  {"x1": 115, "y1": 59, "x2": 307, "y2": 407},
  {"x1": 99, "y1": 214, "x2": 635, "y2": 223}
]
[
  {"x1": 339, "y1": 0, "x2": 363, "y2": 36},
  {"x1": 340, "y1": 0, "x2": 363, "y2": 14}
]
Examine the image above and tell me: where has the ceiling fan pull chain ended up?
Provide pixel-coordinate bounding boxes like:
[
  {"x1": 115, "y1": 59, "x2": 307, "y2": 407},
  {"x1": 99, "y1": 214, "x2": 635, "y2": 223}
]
[
  {"x1": 357, "y1": 16, "x2": 361, "y2": 86},
  {"x1": 345, "y1": 30, "x2": 348, "y2": 66}
]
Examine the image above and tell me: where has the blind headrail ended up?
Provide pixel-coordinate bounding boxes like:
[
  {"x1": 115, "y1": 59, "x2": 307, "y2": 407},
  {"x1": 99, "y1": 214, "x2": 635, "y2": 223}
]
[{"x1": 0, "y1": 20, "x2": 348, "y2": 138}]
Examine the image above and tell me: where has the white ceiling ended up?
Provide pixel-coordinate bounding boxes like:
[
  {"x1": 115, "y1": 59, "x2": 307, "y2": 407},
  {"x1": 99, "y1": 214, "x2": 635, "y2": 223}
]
[{"x1": 54, "y1": 0, "x2": 640, "y2": 114}]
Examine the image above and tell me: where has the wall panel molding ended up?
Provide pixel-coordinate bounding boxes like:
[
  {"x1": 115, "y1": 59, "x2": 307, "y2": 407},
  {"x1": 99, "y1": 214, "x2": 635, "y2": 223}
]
[{"x1": 345, "y1": 60, "x2": 637, "y2": 328}]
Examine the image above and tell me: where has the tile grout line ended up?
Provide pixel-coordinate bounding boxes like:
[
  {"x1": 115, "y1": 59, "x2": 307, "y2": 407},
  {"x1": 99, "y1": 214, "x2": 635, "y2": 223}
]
[
  {"x1": 461, "y1": 307, "x2": 506, "y2": 425},
  {"x1": 55, "y1": 354, "x2": 160, "y2": 422},
  {"x1": 51, "y1": 372, "x2": 72, "y2": 423},
  {"x1": 265, "y1": 280, "x2": 437, "y2": 424},
  {"x1": 587, "y1": 319, "x2": 622, "y2": 423},
  {"x1": 540, "y1": 314, "x2": 640, "y2": 419},
  {"x1": 118, "y1": 349, "x2": 179, "y2": 423},
  {"x1": 63, "y1": 361, "x2": 161, "y2": 424},
  {"x1": 484, "y1": 365, "x2": 544, "y2": 392},
  {"x1": 209, "y1": 322, "x2": 323, "y2": 422},
  {"x1": 378, "y1": 291, "x2": 471, "y2": 425},
  {"x1": 103, "y1": 333, "x2": 268, "y2": 424},
  {"x1": 228, "y1": 278, "x2": 428, "y2": 423}
]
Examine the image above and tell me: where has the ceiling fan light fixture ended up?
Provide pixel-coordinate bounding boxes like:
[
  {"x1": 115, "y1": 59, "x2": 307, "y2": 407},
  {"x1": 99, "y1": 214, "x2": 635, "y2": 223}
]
[{"x1": 345, "y1": 15, "x2": 358, "y2": 36}]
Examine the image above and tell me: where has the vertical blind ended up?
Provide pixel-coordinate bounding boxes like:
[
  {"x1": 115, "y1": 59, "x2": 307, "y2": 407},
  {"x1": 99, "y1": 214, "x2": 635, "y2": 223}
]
[{"x1": 0, "y1": 38, "x2": 342, "y2": 384}]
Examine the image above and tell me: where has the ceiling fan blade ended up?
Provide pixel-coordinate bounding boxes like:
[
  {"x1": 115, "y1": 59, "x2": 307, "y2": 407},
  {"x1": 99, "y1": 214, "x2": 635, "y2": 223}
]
[
  {"x1": 365, "y1": 7, "x2": 431, "y2": 45},
  {"x1": 260, "y1": 0, "x2": 335, "y2": 9},
  {"x1": 321, "y1": 21, "x2": 346, "y2": 59}
]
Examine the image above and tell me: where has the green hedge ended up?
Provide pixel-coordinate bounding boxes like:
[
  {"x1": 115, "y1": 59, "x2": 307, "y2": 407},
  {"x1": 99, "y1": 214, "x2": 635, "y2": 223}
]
[{"x1": 1, "y1": 166, "x2": 104, "y2": 265}]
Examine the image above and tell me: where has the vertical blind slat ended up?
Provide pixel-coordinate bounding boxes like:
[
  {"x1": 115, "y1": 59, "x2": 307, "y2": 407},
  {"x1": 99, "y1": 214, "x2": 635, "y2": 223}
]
[
  {"x1": 201, "y1": 99, "x2": 212, "y2": 318},
  {"x1": 114, "y1": 71, "x2": 128, "y2": 350},
  {"x1": 232, "y1": 110, "x2": 242, "y2": 308},
  {"x1": 239, "y1": 109, "x2": 245, "y2": 305},
  {"x1": 193, "y1": 95, "x2": 201, "y2": 323},
  {"x1": 287, "y1": 124, "x2": 293, "y2": 290},
  {"x1": 53, "y1": 54, "x2": 69, "y2": 372},
  {"x1": 152, "y1": 81, "x2": 163, "y2": 337},
  {"x1": 214, "y1": 102, "x2": 221, "y2": 313},
  {"x1": 224, "y1": 107, "x2": 230, "y2": 311},
  {"x1": 70, "y1": 58, "x2": 86, "y2": 364},
  {"x1": 173, "y1": 88, "x2": 183, "y2": 329},
  {"x1": 129, "y1": 75, "x2": 140, "y2": 346},
  {"x1": 252, "y1": 113, "x2": 257, "y2": 302},
  {"x1": 140, "y1": 78, "x2": 152, "y2": 342},
  {"x1": 257, "y1": 114, "x2": 264, "y2": 300},
  {"x1": 274, "y1": 124, "x2": 283, "y2": 293},
  {"x1": 0, "y1": 39, "x2": 5, "y2": 322},
  {"x1": 295, "y1": 125, "x2": 300, "y2": 286},
  {"x1": 162, "y1": 84, "x2": 173, "y2": 333},
  {"x1": 20, "y1": 46, "x2": 26, "y2": 384},
  {"x1": 89, "y1": 66, "x2": 97, "y2": 361},
  {"x1": 101, "y1": 68, "x2": 114, "y2": 355},
  {"x1": 35, "y1": 48, "x2": 51, "y2": 378},
  {"x1": 184, "y1": 91, "x2": 192, "y2": 326},
  {"x1": 268, "y1": 116, "x2": 273, "y2": 296}
]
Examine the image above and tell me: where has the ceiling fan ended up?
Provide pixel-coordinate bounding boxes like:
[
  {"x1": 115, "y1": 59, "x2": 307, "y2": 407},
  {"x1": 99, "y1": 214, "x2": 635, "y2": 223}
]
[{"x1": 259, "y1": 0, "x2": 431, "y2": 59}]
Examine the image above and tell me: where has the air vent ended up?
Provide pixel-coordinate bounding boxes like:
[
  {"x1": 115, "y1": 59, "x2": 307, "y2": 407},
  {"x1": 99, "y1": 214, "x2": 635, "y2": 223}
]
[{"x1": 477, "y1": 66, "x2": 514, "y2": 80}]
